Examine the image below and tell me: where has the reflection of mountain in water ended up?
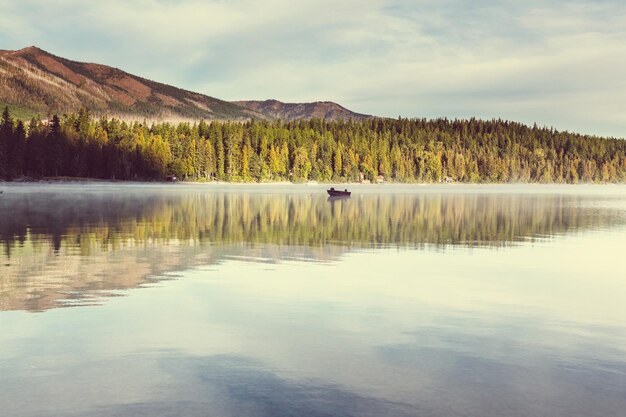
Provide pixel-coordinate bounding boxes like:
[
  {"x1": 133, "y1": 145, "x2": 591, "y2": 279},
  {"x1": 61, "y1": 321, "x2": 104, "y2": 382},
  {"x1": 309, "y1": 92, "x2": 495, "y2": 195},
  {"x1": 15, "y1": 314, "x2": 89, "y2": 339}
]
[{"x1": 1, "y1": 186, "x2": 625, "y2": 312}]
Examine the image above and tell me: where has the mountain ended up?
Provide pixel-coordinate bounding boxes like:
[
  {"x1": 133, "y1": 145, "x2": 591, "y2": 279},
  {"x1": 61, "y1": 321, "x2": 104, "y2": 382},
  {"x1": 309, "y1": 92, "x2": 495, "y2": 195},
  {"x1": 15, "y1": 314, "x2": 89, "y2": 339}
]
[
  {"x1": 232, "y1": 99, "x2": 370, "y2": 121},
  {"x1": 0, "y1": 46, "x2": 262, "y2": 120},
  {"x1": 0, "y1": 46, "x2": 369, "y2": 122}
]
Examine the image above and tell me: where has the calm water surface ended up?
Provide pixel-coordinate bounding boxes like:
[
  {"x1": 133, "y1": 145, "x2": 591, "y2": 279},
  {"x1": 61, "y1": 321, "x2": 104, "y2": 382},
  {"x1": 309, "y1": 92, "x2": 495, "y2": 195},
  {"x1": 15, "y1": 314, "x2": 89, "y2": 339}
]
[{"x1": 1, "y1": 184, "x2": 625, "y2": 417}]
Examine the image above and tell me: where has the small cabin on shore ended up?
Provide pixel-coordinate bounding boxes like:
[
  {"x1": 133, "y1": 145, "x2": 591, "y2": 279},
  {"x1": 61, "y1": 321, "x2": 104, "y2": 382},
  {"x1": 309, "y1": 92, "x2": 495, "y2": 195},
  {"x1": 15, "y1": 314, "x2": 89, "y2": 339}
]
[{"x1": 166, "y1": 174, "x2": 178, "y2": 182}]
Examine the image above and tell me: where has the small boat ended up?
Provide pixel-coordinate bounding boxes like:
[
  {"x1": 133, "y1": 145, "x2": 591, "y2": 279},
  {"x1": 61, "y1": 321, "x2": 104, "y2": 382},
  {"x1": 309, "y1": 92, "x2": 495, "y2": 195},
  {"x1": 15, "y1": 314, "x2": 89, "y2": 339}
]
[{"x1": 327, "y1": 187, "x2": 351, "y2": 197}]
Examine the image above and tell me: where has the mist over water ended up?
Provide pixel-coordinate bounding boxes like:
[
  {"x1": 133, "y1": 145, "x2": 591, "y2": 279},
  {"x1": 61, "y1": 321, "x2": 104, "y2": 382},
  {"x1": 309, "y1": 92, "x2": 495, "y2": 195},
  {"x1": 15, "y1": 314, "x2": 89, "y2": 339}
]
[{"x1": 1, "y1": 184, "x2": 625, "y2": 417}]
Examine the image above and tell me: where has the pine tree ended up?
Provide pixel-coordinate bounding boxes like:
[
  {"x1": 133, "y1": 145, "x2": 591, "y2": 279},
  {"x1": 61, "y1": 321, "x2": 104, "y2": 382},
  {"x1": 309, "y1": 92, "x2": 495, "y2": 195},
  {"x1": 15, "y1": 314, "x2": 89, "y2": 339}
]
[
  {"x1": 9, "y1": 121, "x2": 26, "y2": 178},
  {"x1": 0, "y1": 107, "x2": 13, "y2": 178}
]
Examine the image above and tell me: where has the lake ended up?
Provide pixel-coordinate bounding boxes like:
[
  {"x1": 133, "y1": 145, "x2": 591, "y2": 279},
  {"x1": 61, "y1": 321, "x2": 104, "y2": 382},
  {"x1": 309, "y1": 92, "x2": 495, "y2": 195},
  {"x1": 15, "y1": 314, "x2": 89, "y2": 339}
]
[{"x1": 1, "y1": 183, "x2": 625, "y2": 417}]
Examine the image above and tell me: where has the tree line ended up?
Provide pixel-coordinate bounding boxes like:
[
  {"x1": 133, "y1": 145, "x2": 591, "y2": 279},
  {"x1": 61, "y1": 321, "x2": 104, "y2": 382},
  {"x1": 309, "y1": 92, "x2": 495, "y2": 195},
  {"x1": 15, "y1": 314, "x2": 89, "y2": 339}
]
[{"x1": 0, "y1": 107, "x2": 625, "y2": 183}]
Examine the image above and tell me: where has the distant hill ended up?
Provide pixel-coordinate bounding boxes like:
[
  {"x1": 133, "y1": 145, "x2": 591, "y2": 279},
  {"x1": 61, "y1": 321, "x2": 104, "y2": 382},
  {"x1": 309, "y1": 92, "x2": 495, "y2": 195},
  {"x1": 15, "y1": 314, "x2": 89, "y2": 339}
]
[
  {"x1": 0, "y1": 46, "x2": 369, "y2": 122},
  {"x1": 233, "y1": 99, "x2": 370, "y2": 121},
  {"x1": 0, "y1": 46, "x2": 262, "y2": 120}
]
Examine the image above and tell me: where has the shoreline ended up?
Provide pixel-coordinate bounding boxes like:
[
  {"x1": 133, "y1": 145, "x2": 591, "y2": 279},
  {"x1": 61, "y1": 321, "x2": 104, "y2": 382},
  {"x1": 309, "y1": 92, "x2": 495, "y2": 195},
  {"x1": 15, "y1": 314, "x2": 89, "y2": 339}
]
[
  {"x1": 1, "y1": 176, "x2": 624, "y2": 186},
  {"x1": 1, "y1": 178, "x2": 625, "y2": 187}
]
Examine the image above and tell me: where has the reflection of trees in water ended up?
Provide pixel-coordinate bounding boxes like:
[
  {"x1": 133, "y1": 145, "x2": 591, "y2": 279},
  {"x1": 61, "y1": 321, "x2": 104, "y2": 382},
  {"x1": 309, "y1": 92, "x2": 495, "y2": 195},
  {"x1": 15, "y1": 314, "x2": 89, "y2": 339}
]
[
  {"x1": 0, "y1": 239, "x2": 345, "y2": 312},
  {"x1": 1, "y1": 191, "x2": 623, "y2": 255},
  {"x1": 1, "y1": 190, "x2": 624, "y2": 312}
]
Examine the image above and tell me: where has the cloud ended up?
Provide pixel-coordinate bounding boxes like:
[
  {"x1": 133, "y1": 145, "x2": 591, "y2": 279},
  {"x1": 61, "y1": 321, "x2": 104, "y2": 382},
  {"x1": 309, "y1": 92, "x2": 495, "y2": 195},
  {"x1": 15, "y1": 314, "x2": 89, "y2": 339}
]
[{"x1": 0, "y1": 0, "x2": 625, "y2": 137}]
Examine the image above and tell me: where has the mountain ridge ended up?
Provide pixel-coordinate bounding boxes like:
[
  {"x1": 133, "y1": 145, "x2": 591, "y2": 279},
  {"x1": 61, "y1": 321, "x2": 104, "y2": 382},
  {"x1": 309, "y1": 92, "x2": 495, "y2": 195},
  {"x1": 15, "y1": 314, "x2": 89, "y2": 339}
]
[
  {"x1": 0, "y1": 46, "x2": 262, "y2": 120},
  {"x1": 0, "y1": 46, "x2": 368, "y2": 122},
  {"x1": 232, "y1": 99, "x2": 370, "y2": 121}
]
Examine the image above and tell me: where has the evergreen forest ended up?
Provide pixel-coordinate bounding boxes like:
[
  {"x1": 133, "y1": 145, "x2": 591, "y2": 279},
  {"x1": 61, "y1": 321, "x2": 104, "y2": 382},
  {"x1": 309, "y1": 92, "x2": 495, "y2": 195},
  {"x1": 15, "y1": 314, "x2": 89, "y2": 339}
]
[{"x1": 0, "y1": 107, "x2": 625, "y2": 183}]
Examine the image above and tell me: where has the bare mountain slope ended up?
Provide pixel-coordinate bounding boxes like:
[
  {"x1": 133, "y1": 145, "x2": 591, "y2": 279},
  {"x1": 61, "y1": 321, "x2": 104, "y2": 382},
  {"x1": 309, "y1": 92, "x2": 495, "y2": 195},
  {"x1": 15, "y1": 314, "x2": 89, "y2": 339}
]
[
  {"x1": 0, "y1": 46, "x2": 261, "y2": 120},
  {"x1": 0, "y1": 46, "x2": 369, "y2": 121}
]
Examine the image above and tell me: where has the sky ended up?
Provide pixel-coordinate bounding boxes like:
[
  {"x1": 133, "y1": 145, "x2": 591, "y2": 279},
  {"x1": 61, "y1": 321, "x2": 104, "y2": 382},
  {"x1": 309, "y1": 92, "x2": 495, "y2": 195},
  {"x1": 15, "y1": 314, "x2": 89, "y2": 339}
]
[{"x1": 1, "y1": 0, "x2": 625, "y2": 138}]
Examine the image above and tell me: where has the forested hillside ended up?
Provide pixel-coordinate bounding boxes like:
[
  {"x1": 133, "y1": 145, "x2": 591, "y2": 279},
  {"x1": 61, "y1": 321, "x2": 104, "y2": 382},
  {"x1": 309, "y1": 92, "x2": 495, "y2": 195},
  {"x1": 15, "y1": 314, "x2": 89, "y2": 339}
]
[{"x1": 0, "y1": 107, "x2": 624, "y2": 183}]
